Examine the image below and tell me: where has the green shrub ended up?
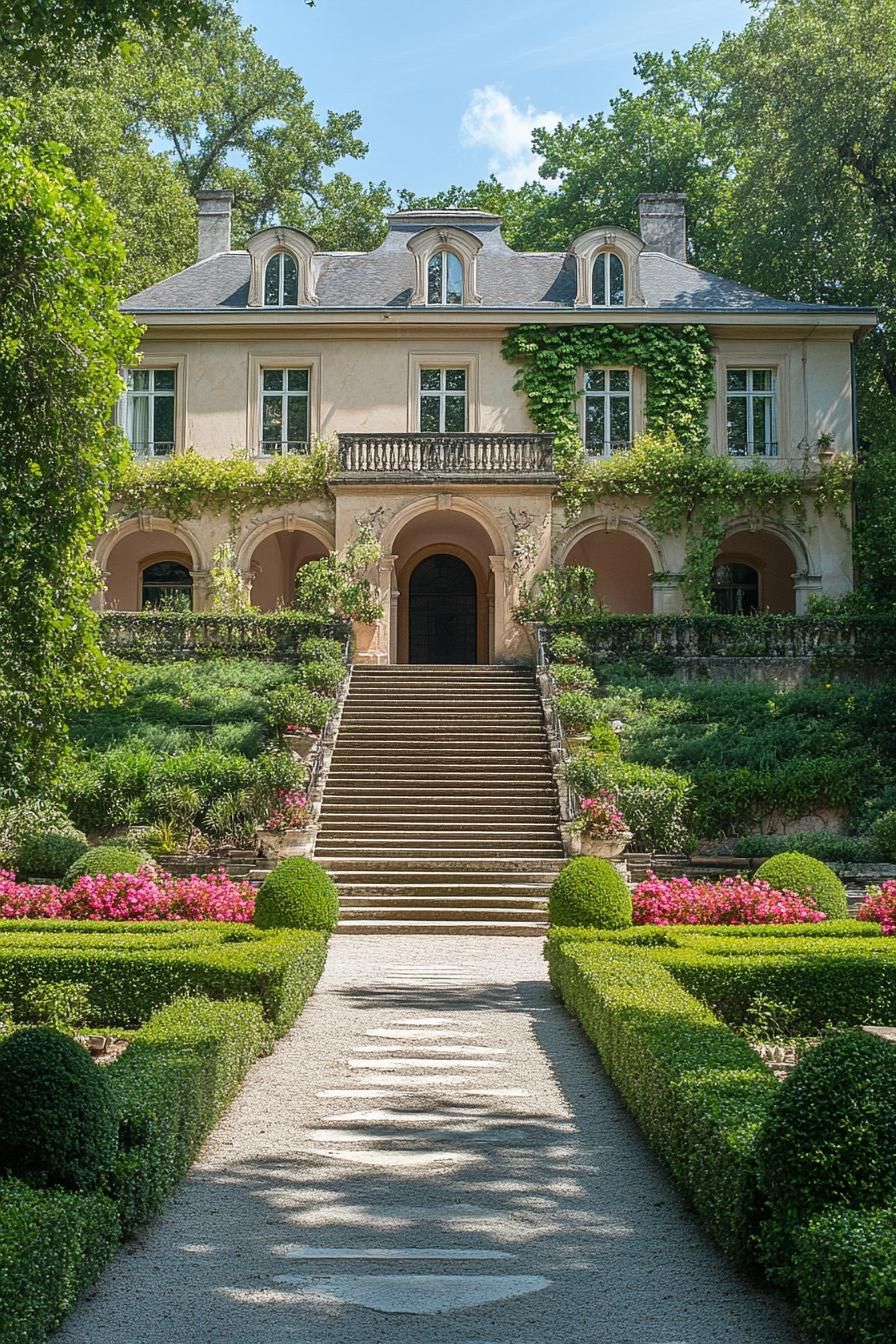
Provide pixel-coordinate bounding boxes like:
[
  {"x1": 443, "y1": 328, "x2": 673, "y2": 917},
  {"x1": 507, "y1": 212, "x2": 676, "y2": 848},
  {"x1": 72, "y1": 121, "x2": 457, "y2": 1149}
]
[
  {"x1": 64, "y1": 844, "x2": 149, "y2": 884},
  {"x1": 254, "y1": 857, "x2": 339, "y2": 933},
  {"x1": 0, "y1": 926, "x2": 328, "y2": 1034},
  {"x1": 300, "y1": 636, "x2": 343, "y2": 663},
  {"x1": 555, "y1": 690, "x2": 600, "y2": 735},
  {"x1": 731, "y1": 832, "x2": 878, "y2": 864},
  {"x1": 297, "y1": 657, "x2": 344, "y2": 696},
  {"x1": 792, "y1": 1204, "x2": 896, "y2": 1344},
  {"x1": 589, "y1": 720, "x2": 621, "y2": 756},
  {"x1": 548, "y1": 857, "x2": 632, "y2": 929},
  {"x1": 546, "y1": 937, "x2": 776, "y2": 1259},
  {"x1": 565, "y1": 755, "x2": 691, "y2": 851},
  {"x1": 550, "y1": 662, "x2": 597, "y2": 692},
  {"x1": 0, "y1": 1028, "x2": 118, "y2": 1191},
  {"x1": 15, "y1": 829, "x2": 89, "y2": 878},
  {"x1": 549, "y1": 631, "x2": 590, "y2": 663},
  {"x1": 872, "y1": 809, "x2": 896, "y2": 862},
  {"x1": 0, "y1": 1177, "x2": 119, "y2": 1344},
  {"x1": 267, "y1": 683, "x2": 334, "y2": 733},
  {"x1": 20, "y1": 981, "x2": 90, "y2": 1032},
  {"x1": 757, "y1": 1030, "x2": 896, "y2": 1285},
  {"x1": 755, "y1": 852, "x2": 848, "y2": 919}
]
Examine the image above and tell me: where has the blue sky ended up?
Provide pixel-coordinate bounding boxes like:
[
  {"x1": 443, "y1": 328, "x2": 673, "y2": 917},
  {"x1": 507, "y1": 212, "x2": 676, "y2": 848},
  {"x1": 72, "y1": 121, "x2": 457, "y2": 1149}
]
[{"x1": 235, "y1": 0, "x2": 751, "y2": 194}]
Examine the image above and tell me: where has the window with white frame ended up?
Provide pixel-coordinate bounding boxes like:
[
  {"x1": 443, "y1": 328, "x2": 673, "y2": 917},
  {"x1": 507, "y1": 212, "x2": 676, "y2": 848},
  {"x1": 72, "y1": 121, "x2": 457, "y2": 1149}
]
[
  {"x1": 591, "y1": 251, "x2": 626, "y2": 306},
  {"x1": 726, "y1": 369, "x2": 778, "y2": 456},
  {"x1": 419, "y1": 368, "x2": 466, "y2": 432},
  {"x1": 126, "y1": 368, "x2": 176, "y2": 456},
  {"x1": 260, "y1": 368, "x2": 309, "y2": 454},
  {"x1": 263, "y1": 252, "x2": 299, "y2": 306},
  {"x1": 583, "y1": 368, "x2": 631, "y2": 456},
  {"x1": 426, "y1": 251, "x2": 464, "y2": 305}
]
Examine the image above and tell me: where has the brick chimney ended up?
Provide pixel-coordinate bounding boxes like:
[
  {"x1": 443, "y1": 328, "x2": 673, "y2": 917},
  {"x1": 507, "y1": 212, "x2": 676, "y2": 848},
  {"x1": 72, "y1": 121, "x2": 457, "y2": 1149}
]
[
  {"x1": 195, "y1": 189, "x2": 234, "y2": 261},
  {"x1": 637, "y1": 193, "x2": 688, "y2": 263}
]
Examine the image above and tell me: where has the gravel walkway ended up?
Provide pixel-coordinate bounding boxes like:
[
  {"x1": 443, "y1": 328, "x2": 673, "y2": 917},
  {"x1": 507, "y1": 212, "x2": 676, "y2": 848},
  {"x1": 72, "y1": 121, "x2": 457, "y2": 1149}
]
[{"x1": 56, "y1": 936, "x2": 798, "y2": 1344}]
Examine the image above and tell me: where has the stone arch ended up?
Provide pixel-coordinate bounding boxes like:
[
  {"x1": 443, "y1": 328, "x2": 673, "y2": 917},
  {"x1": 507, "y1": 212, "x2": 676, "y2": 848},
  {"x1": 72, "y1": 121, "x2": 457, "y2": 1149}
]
[
  {"x1": 237, "y1": 517, "x2": 335, "y2": 612},
  {"x1": 556, "y1": 515, "x2": 662, "y2": 614},
  {"x1": 95, "y1": 517, "x2": 204, "y2": 611},
  {"x1": 713, "y1": 519, "x2": 810, "y2": 615},
  {"x1": 720, "y1": 516, "x2": 812, "y2": 576},
  {"x1": 381, "y1": 495, "x2": 507, "y2": 561}
]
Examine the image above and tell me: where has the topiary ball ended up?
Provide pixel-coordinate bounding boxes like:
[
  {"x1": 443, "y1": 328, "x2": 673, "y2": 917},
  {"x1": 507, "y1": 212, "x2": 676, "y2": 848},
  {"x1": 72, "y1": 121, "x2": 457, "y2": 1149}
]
[
  {"x1": 253, "y1": 856, "x2": 339, "y2": 932},
  {"x1": 548, "y1": 856, "x2": 632, "y2": 928},
  {"x1": 755, "y1": 851, "x2": 847, "y2": 919},
  {"x1": 64, "y1": 844, "x2": 149, "y2": 886},
  {"x1": 756, "y1": 1030, "x2": 896, "y2": 1282},
  {"x1": 0, "y1": 1027, "x2": 118, "y2": 1191},
  {"x1": 16, "y1": 828, "x2": 89, "y2": 878}
]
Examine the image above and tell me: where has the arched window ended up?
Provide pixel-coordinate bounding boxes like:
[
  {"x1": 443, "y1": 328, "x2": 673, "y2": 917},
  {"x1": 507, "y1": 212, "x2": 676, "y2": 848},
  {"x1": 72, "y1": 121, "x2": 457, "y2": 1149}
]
[
  {"x1": 711, "y1": 562, "x2": 760, "y2": 615},
  {"x1": 591, "y1": 251, "x2": 625, "y2": 306},
  {"x1": 264, "y1": 252, "x2": 299, "y2": 306},
  {"x1": 427, "y1": 250, "x2": 463, "y2": 305},
  {"x1": 141, "y1": 561, "x2": 193, "y2": 611}
]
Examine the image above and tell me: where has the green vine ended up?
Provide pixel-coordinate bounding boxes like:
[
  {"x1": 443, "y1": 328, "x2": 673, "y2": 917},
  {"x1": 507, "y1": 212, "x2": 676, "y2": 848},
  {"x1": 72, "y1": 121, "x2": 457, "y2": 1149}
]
[
  {"x1": 112, "y1": 439, "x2": 336, "y2": 525},
  {"x1": 502, "y1": 324, "x2": 855, "y2": 610}
]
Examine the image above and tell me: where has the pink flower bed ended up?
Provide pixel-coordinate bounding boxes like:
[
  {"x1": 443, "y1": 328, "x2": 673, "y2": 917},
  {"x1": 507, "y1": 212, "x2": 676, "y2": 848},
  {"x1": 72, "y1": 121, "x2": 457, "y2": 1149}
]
[
  {"x1": 0, "y1": 868, "x2": 254, "y2": 922},
  {"x1": 631, "y1": 872, "x2": 826, "y2": 926},
  {"x1": 857, "y1": 880, "x2": 896, "y2": 935}
]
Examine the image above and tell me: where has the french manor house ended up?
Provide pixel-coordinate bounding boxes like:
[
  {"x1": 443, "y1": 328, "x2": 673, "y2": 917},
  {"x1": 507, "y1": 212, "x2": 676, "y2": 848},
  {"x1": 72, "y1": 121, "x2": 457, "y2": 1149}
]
[{"x1": 98, "y1": 189, "x2": 875, "y2": 663}]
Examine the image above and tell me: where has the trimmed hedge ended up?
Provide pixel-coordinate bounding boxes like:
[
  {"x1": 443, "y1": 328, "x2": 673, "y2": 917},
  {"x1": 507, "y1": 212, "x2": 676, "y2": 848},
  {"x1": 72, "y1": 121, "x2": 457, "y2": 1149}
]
[
  {"x1": 0, "y1": 1178, "x2": 119, "y2": 1344},
  {"x1": 254, "y1": 857, "x2": 340, "y2": 933},
  {"x1": 754, "y1": 852, "x2": 848, "y2": 920},
  {"x1": 792, "y1": 1205, "x2": 896, "y2": 1344},
  {"x1": 548, "y1": 857, "x2": 632, "y2": 929},
  {"x1": 0, "y1": 925, "x2": 328, "y2": 1033},
  {"x1": 105, "y1": 996, "x2": 271, "y2": 1235},
  {"x1": 546, "y1": 936, "x2": 777, "y2": 1259},
  {"x1": 64, "y1": 845, "x2": 148, "y2": 884}
]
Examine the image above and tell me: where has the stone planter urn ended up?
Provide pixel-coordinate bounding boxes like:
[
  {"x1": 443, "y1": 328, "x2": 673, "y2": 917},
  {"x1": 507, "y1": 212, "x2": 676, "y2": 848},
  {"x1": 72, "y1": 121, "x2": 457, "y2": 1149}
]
[
  {"x1": 283, "y1": 730, "x2": 319, "y2": 762},
  {"x1": 565, "y1": 731, "x2": 591, "y2": 751},
  {"x1": 257, "y1": 822, "x2": 318, "y2": 862},
  {"x1": 578, "y1": 831, "x2": 633, "y2": 860}
]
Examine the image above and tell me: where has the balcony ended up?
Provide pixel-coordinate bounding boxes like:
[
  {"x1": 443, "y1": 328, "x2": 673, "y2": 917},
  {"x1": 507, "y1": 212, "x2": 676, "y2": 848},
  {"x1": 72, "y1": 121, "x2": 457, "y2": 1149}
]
[{"x1": 336, "y1": 432, "x2": 557, "y2": 483}]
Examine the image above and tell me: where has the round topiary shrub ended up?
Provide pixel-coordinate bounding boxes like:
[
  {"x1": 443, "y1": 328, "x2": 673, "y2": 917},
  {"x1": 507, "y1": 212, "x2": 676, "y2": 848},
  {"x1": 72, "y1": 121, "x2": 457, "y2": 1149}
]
[
  {"x1": 253, "y1": 856, "x2": 339, "y2": 932},
  {"x1": 548, "y1": 857, "x2": 632, "y2": 929},
  {"x1": 754, "y1": 851, "x2": 847, "y2": 920},
  {"x1": 0, "y1": 1027, "x2": 118, "y2": 1190},
  {"x1": 64, "y1": 844, "x2": 149, "y2": 886},
  {"x1": 16, "y1": 828, "x2": 89, "y2": 878},
  {"x1": 756, "y1": 1030, "x2": 896, "y2": 1282}
]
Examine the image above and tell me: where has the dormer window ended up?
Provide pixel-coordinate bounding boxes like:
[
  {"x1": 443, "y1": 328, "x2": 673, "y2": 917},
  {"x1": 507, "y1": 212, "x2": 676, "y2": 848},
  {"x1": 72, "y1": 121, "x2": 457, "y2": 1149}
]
[
  {"x1": 427, "y1": 251, "x2": 463, "y2": 305},
  {"x1": 264, "y1": 252, "x2": 299, "y2": 307},
  {"x1": 592, "y1": 251, "x2": 625, "y2": 306}
]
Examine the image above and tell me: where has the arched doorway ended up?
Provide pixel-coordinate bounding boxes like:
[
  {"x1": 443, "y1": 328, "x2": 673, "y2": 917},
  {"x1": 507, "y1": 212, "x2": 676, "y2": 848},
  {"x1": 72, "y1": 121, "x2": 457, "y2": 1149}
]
[
  {"x1": 563, "y1": 525, "x2": 656, "y2": 613},
  {"x1": 408, "y1": 554, "x2": 478, "y2": 664},
  {"x1": 711, "y1": 562, "x2": 760, "y2": 615},
  {"x1": 141, "y1": 560, "x2": 193, "y2": 610},
  {"x1": 712, "y1": 529, "x2": 798, "y2": 614}
]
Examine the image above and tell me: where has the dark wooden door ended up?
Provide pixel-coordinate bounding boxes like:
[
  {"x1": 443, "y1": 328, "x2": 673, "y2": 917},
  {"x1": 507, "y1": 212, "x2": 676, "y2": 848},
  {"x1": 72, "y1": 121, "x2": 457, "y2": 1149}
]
[{"x1": 408, "y1": 554, "x2": 478, "y2": 664}]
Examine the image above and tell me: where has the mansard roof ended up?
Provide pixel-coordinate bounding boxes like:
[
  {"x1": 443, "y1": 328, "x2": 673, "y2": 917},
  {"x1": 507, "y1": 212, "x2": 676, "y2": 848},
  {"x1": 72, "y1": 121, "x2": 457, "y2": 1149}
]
[{"x1": 123, "y1": 208, "x2": 873, "y2": 319}]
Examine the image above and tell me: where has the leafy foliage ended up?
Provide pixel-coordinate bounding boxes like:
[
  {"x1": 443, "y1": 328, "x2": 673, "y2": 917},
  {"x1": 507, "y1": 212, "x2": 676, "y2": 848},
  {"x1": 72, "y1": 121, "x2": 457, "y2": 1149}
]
[
  {"x1": 0, "y1": 105, "x2": 138, "y2": 798},
  {"x1": 754, "y1": 853, "x2": 848, "y2": 921},
  {"x1": 565, "y1": 754, "x2": 691, "y2": 852},
  {"x1": 0, "y1": 0, "x2": 212, "y2": 65},
  {"x1": 293, "y1": 523, "x2": 382, "y2": 623},
  {"x1": 516, "y1": 566, "x2": 603, "y2": 623},
  {"x1": 792, "y1": 1204, "x2": 896, "y2": 1344},
  {"x1": 254, "y1": 857, "x2": 339, "y2": 933},
  {"x1": 64, "y1": 847, "x2": 149, "y2": 885},
  {"x1": 548, "y1": 857, "x2": 632, "y2": 929}
]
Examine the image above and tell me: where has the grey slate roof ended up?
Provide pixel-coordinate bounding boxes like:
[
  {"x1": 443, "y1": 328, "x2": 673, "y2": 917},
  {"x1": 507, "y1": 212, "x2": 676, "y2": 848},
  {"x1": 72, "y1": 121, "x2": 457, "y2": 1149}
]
[{"x1": 123, "y1": 212, "x2": 869, "y2": 317}]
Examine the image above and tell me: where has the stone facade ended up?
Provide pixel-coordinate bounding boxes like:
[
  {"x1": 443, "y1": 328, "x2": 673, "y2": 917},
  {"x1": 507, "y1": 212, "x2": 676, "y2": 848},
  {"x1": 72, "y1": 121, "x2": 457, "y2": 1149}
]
[{"x1": 98, "y1": 195, "x2": 875, "y2": 663}]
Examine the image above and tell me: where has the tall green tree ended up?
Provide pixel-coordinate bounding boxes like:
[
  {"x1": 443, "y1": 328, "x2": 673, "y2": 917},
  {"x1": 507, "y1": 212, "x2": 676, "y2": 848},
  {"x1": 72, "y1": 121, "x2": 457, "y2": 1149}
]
[
  {"x1": 0, "y1": 104, "x2": 138, "y2": 796},
  {"x1": 0, "y1": 0, "x2": 212, "y2": 65}
]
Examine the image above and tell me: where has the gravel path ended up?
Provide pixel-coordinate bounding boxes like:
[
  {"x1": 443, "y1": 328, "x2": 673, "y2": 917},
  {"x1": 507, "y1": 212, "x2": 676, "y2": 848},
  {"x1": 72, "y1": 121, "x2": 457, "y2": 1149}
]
[{"x1": 56, "y1": 936, "x2": 798, "y2": 1344}]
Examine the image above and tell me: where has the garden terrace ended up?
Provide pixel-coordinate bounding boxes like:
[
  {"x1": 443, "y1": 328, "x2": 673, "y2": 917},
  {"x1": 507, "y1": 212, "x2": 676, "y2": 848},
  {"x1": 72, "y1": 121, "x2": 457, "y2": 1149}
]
[{"x1": 98, "y1": 611, "x2": 350, "y2": 662}]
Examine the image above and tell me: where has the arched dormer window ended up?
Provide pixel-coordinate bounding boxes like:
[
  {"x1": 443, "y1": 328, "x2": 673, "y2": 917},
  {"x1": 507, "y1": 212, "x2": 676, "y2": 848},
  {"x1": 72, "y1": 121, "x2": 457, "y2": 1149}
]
[
  {"x1": 264, "y1": 252, "x2": 299, "y2": 307},
  {"x1": 246, "y1": 228, "x2": 319, "y2": 307},
  {"x1": 427, "y1": 250, "x2": 464, "y2": 305},
  {"x1": 569, "y1": 226, "x2": 645, "y2": 308},
  {"x1": 407, "y1": 226, "x2": 482, "y2": 307},
  {"x1": 592, "y1": 251, "x2": 625, "y2": 306}
]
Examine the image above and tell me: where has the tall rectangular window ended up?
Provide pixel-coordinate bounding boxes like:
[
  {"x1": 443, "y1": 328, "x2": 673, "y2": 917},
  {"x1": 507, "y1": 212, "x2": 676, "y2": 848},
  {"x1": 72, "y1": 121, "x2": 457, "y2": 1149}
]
[
  {"x1": 126, "y1": 368, "x2": 175, "y2": 456},
  {"x1": 260, "y1": 368, "x2": 309, "y2": 455},
  {"x1": 726, "y1": 369, "x2": 778, "y2": 456},
  {"x1": 419, "y1": 367, "x2": 467, "y2": 432},
  {"x1": 583, "y1": 368, "x2": 631, "y2": 457}
]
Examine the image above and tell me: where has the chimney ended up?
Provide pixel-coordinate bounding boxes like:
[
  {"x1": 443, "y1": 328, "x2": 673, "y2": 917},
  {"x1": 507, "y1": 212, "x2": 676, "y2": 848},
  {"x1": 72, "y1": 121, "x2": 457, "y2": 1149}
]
[
  {"x1": 637, "y1": 193, "x2": 688, "y2": 263},
  {"x1": 195, "y1": 189, "x2": 233, "y2": 261}
]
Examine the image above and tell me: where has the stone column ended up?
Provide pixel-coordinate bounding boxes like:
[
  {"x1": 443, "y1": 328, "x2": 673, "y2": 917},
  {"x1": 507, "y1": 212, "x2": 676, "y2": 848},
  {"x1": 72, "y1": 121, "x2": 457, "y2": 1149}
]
[
  {"x1": 378, "y1": 553, "x2": 399, "y2": 665},
  {"x1": 793, "y1": 573, "x2": 823, "y2": 615},
  {"x1": 489, "y1": 555, "x2": 507, "y2": 664},
  {"x1": 190, "y1": 569, "x2": 212, "y2": 612},
  {"x1": 651, "y1": 575, "x2": 685, "y2": 614}
]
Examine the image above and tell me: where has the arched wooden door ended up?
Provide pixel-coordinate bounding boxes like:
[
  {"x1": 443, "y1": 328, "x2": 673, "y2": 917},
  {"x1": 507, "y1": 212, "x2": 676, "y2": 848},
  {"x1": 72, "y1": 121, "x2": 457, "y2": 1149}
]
[{"x1": 408, "y1": 553, "x2": 478, "y2": 664}]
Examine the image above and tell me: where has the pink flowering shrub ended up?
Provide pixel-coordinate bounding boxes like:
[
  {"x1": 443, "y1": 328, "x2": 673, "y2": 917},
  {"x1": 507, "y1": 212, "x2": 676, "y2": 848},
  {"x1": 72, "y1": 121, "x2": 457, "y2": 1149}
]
[
  {"x1": 857, "y1": 881, "x2": 896, "y2": 935},
  {"x1": 262, "y1": 789, "x2": 309, "y2": 833},
  {"x1": 0, "y1": 867, "x2": 254, "y2": 922},
  {"x1": 577, "y1": 791, "x2": 629, "y2": 840},
  {"x1": 631, "y1": 871, "x2": 826, "y2": 926}
]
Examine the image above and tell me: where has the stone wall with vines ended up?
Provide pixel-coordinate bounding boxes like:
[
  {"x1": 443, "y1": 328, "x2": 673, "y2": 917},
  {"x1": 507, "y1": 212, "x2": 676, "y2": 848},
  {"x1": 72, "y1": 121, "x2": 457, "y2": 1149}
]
[{"x1": 502, "y1": 323, "x2": 854, "y2": 611}]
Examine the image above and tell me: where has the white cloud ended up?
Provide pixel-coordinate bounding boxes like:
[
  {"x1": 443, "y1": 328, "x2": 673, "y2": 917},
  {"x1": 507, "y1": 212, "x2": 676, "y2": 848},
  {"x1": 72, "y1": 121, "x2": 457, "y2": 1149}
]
[{"x1": 460, "y1": 86, "x2": 561, "y2": 188}]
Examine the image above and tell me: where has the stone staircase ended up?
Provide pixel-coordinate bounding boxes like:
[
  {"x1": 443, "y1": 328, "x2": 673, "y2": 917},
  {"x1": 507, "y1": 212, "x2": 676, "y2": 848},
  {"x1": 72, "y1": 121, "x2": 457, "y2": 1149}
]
[{"x1": 314, "y1": 665, "x2": 565, "y2": 934}]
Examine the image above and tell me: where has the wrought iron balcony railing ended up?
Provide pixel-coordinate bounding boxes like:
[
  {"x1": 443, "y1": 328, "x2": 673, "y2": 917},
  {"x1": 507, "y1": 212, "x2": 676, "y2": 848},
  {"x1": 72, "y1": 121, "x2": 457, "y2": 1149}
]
[
  {"x1": 256, "y1": 439, "x2": 310, "y2": 457},
  {"x1": 337, "y1": 432, "x2": 556, "y2": 479},
  {"x1": 727, "y1": 440, "x2": 779, "y2": 458},
  {"x1": 131, "y1": 440, "x2": 175, "y2": 458}
]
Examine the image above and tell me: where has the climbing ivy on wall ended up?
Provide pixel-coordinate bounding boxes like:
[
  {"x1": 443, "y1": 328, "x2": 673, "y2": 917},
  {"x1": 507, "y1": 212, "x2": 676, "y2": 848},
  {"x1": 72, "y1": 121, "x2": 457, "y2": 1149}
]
[
  {"x1": 502, "y1": 323, "x2": 854, "y2": 611},
  {"x1": 113, "y1": 440, "x2": 336, "y2": 525}
]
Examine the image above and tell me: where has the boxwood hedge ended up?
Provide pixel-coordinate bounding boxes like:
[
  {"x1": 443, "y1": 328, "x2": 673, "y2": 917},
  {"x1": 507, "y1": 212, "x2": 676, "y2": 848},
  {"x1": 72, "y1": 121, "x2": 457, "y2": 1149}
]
[{"x1": 792, "y1": 1204, "x2": 896, "y2": 1344}]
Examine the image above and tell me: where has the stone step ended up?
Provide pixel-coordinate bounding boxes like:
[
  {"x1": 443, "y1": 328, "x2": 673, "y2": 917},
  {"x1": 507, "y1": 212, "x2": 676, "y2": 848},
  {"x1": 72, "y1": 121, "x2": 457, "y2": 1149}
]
[
  {"x1": 340, "y1": 894, "x2": 548, "y2": 910},
  {"x1": 334, "y1": 919, "x2": 545, "y2": 936},
  {"x1": 339, "y1": 904, "x2": 546, "y2": 923},
  {"x1": 334, "y1": 879, "x2": 556, "y2": 895},
  {"x1": 316, "y1": 838, "x2": 563, "y2": 853}
]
